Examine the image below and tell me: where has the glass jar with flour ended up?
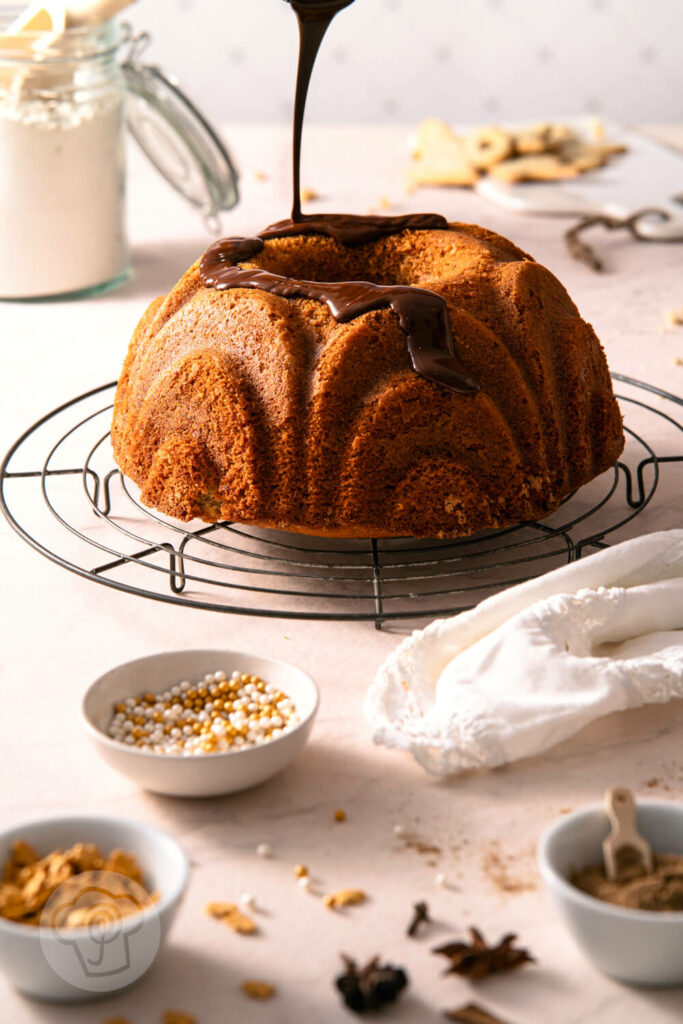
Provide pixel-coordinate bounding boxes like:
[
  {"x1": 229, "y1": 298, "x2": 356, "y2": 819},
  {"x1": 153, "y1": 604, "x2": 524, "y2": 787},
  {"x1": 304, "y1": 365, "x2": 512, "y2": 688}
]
[{"x1": 0, "y1": 12, "x2": 238, "y2": 300}]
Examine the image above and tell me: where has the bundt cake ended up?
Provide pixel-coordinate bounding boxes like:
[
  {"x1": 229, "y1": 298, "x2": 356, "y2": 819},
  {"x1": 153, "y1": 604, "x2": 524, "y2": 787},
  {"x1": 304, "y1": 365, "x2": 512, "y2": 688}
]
[{"x1": 111, "y1": 219, "x2": 624, "y2": 539}]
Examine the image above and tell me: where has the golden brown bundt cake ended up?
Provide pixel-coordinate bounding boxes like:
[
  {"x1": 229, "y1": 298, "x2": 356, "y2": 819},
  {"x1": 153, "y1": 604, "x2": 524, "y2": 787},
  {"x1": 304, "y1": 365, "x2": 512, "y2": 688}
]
[{"x1": 111, "y1": 222, "x2": 624, "y2": 539}]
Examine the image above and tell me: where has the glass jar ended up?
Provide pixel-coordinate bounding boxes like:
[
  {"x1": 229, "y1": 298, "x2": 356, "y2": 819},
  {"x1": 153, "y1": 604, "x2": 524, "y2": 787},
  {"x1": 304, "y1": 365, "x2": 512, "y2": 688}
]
[
  {"x1": 0, "y1": 16, "x2": 239, "y2": 301},
  {"x1": 0, "y1": 20, "x2": 130, "y2": 299}
]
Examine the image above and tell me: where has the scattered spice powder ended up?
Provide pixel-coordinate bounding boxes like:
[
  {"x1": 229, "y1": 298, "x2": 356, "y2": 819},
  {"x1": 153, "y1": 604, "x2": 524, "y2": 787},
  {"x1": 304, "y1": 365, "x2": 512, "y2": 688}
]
[
  {"x1": 242, "y1": 980, "x2": 277, "y2": 1000},
  {"x1": 396, "y1": 829, "x2": 442, "y2": 857},
  {"x1": 205, "y1": 901, "x2": 258, "y2": 934},
  {"x1": 482, "y1": 842, "x2": 536, "y2": 894},
  {"x1": 572, "y1": 852, "x2": 683, "y2": 911}
]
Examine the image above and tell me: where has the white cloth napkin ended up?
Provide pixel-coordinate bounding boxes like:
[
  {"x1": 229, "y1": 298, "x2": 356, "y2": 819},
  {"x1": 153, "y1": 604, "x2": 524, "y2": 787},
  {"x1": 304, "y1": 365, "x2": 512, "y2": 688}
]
[{"x1": 365, "y1": 530, "x2": 683, "y2": 775}]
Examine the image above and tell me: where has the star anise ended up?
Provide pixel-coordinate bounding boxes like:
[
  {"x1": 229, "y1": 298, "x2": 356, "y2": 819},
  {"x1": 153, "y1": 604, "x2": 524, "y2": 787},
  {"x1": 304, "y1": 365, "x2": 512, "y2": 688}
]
[
  {"x1": 335, "y1": 955, "x2": 408, "y2": 1014},
  {"x1": 433, "y1": 927, "x2": 533, "y2": 980}
]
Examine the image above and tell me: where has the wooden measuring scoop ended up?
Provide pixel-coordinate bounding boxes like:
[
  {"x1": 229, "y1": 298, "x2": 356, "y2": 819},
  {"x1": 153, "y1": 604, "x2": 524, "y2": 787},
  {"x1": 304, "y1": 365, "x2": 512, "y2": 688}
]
[{"x1": 603, "y1": 786, "x2": 654, "y2": 881}]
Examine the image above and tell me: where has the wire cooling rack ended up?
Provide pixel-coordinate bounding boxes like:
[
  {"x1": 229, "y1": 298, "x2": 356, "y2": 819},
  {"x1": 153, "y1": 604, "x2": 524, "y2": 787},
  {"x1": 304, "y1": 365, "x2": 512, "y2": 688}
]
[{"x1": 1, "y1": 374, "x2": 682, "y2": 628}]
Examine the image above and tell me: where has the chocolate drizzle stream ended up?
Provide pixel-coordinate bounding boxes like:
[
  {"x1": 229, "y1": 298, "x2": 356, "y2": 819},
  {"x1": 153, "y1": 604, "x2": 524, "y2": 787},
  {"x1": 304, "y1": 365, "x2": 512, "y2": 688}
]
[
  {"x1": 199, "y1": 0, "x2": 479, "y2": 395},
  {"x1": 289, "y1": 0, "x2": 355, "y2": 222}
]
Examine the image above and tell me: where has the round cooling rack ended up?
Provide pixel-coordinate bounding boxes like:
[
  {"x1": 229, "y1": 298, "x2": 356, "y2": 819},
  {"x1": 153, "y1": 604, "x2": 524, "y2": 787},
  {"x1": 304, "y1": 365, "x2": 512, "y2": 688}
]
[{"x1": 1, "y1": 374, "x2": 682, "y2": 628}]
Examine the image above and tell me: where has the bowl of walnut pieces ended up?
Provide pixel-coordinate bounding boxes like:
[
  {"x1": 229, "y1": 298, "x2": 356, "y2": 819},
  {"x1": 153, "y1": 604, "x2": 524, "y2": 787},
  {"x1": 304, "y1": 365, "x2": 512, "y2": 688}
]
[{"x1": 0, "y1": 814, "x2": 188, "y2": 1001}]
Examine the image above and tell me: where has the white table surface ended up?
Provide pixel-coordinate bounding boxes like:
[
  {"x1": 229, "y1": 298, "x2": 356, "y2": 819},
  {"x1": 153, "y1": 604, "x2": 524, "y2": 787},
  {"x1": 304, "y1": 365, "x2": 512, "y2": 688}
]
[{"x1": 1, "y1": 123, "x2": 683, "y2": 1024}]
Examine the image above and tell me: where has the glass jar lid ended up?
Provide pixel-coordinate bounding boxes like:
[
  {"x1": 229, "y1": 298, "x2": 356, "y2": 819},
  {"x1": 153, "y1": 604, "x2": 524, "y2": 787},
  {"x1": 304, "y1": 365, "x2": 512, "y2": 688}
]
[{"x1": 122, "y1": 36, "x2": 239, "y2": 222}]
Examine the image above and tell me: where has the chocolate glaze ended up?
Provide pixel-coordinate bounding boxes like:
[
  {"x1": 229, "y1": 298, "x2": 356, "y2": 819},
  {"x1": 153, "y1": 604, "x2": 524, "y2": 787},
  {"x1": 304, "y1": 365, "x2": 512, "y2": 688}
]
[
  {"x1": 199, "y1": 0, "x2": 479, "y2": 396},
  {"x1": 200, "y1": 237, "x2": 479, "y2": 394},
  {"x1": 260, "y1": 211, "x2": 449, "y2": 247}
]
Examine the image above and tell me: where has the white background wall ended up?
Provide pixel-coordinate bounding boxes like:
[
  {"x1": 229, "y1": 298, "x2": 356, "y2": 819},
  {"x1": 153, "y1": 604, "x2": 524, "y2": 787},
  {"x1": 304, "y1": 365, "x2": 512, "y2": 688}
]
[{"x1": 137, "y1": 0, "x2": 683, "y2": 125}]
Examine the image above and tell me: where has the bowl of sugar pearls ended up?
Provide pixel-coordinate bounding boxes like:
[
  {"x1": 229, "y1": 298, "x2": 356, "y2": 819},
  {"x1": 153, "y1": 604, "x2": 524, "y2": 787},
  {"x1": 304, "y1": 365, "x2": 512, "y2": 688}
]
[{"x1": 82, "y1": 650, "x2": 319, "y2": 797}]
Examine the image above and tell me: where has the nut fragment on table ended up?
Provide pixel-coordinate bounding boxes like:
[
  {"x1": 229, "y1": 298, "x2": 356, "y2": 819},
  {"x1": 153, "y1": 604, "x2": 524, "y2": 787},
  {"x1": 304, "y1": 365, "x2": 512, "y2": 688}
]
[
  {"x1": 323, "y1": 888, "x2": 367, "y2": 910},
  {"x1": 205, "y1": 901, "x2": 258, "y2": 934},
  {"x1": 444, "y1": 1004, "x2": 514, "y2": 1024},
  {"x1": 242, "y1": 979, "x2": 277, "y2": 1000},
  {"x1": 664, "y1": 306, "x2": 683, "y2": 328}
]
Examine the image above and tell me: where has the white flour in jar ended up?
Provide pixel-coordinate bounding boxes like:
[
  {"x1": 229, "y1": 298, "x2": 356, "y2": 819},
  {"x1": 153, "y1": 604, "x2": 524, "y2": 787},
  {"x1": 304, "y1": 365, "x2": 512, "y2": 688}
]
[{"x1": 0, "y1": 87, "x2": 127, "y2": 298}]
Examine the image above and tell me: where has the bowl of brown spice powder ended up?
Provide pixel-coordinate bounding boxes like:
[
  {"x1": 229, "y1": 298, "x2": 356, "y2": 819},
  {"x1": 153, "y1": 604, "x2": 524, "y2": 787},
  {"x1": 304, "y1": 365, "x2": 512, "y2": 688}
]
[{"x1": 539, "y1": 799, "x2": 683, "y2": 987}]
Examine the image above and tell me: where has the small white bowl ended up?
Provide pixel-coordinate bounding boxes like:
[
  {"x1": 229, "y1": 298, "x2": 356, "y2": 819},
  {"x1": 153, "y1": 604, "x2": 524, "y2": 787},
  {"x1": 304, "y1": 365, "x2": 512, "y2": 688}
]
[
  {"x1": 538, "y1": 800, "x2": 683, "y2": 987},
  {"x1": 0, "y1": 814, "x2": 188, "y2": 1002},
  {"x1": 82, "y1": 649, "x2": 319, "y2": 797}
]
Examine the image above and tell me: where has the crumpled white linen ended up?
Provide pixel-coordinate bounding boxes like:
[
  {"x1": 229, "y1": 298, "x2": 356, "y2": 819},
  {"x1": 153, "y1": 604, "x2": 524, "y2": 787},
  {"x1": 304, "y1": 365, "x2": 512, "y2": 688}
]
[{"x1": 364, "y1": 530, "x2": 683, "y2": 775}]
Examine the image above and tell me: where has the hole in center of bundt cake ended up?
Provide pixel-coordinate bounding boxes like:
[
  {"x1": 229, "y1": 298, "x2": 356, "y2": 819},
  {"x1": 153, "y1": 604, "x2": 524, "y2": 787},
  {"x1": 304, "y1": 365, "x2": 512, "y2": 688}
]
[{"x1": 249, "y1": 232, "x2": 450, "y2": 289}]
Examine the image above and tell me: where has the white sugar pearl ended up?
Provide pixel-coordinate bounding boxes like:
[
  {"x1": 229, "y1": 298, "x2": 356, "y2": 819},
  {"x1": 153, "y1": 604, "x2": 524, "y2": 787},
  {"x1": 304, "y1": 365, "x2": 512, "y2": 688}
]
[
  {"x1": 124, "y1": 735, "x2": 135, "y2": 745},
  {"x1": 170, "y1": 686, "x2": 181, "y2": 697},
  {"x1": 180, "y1": 681, "x2": 190, "y2": 691},
  {"x1": 256, "y1": 843, "x2": 272, "y2": 858},
  {"x1": 215, "y1": 670, "x2": 226, "y2": 682},
  {"x1": 393, "y1": 824, "x2": 406, "y2": 837},
  {"x1": 240, "y1": 893, "x2": 256, "y2": 910},
  {"x1": 435, "y1": 873, "x2": 447, "y2": 888},
  {"x1": 298, "y1": 875, "x2": 311, "y2": 890}
]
